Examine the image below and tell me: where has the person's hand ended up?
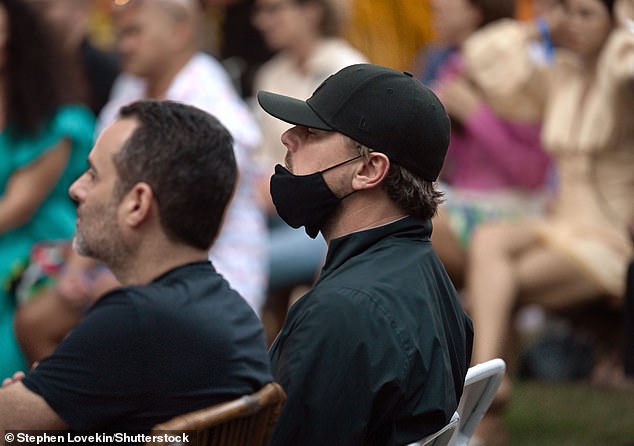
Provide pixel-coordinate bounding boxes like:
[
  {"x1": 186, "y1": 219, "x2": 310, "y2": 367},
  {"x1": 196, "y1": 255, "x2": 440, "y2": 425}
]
[
  {"x1": 57, "y1": 264, "x2": 119, "y2": 307},
  {"x1": 56, "y1": 266, "x2": 92, "y2": 308},
  {"x1": 2, "y1": 371, "x2": 25, "y2": 387},
  {"x1": 435, "y1": 76, "x2": 482, "y2": 124},
  {"x1": 86, "y1": 269, "x2": 120, "y2": 303}
]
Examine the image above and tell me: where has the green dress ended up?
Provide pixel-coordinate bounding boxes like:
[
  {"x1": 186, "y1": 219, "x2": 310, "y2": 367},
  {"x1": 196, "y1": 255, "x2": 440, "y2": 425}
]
[{"x1": 0, "y1": 104, "x2": 95, "y2": 376}]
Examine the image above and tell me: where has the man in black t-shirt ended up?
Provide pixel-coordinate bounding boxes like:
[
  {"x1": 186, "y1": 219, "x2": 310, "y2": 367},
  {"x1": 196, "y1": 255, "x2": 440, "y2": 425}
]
[{"x1": 0, "y1": 101, "x2": 272, "y2": 432}]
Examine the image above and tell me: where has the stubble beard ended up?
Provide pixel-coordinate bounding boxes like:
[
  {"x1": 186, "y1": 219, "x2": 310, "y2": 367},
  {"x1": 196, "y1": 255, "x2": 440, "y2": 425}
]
[{"x1": 72, "y1": 202, "x2": 130, "y2": 272}]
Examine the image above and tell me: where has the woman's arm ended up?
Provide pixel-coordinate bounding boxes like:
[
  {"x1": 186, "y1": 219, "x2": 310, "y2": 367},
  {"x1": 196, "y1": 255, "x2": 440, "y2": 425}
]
[
  {"x1": 0, "y1": 139, "x2": 70, "y2": 233},
  {"x1": 436, "y1": 76, "x2": 550, "y2": 189},
  {"x1": 463, "y1": 102, "x2": 550, "y2": 189},
  {"x1": 462, "y1": 19, "x2": 556, "y2": 118}
]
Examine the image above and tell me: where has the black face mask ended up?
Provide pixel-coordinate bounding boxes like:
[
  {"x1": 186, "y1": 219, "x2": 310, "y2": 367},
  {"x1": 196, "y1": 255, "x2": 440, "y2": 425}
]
[{"x1": 270, "y1": 156, "x2": 361, "y2": 239}]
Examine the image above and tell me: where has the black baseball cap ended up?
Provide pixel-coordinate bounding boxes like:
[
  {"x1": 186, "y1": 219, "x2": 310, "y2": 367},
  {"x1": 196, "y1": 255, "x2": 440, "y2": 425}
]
[{"x1": 257, "y1": 63, "x2": 450, "y2": 181}]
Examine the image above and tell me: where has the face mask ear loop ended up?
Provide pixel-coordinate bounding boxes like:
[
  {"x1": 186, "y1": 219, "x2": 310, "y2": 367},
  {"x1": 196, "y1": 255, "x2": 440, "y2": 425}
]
[
  {"x1": 335, "y1": 154, "x2": 368, "y2": 200},
  {"x1": 339, "y1": 189, "x2": 357, "y2": 201},
  {"x1": 319, "y1": 155, "x2": 363, "y2": 174}
]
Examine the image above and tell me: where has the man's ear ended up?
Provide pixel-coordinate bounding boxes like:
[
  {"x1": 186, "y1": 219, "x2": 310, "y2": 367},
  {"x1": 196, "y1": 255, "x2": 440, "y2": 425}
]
[
  {"x1": 351, "y1": 152, "x2": 390, "y2": 190},
  {"x1": 120, "y1": 182, "x2": 154, "y2": 227}
]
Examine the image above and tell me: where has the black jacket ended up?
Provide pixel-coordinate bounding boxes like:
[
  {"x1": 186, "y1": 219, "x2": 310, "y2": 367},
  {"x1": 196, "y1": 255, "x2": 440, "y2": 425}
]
[{"x1": 270, "y1": 217, "x2": 473, "y2": 446}]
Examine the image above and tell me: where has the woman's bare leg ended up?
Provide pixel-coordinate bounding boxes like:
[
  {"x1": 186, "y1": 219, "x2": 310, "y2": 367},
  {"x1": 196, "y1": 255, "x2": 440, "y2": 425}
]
[
  {"x1": 467, "y1": 220, "x2": 603, "y2": 445},
  {"x1": 515, "y1": 248, "x2": 603, "y2": 309},
  {"x1": 467, "y1": 220, "x2": 603, "y2": 364},
  {"x1": 467, "y1": 221, "x2": 538, "y2": 363}
]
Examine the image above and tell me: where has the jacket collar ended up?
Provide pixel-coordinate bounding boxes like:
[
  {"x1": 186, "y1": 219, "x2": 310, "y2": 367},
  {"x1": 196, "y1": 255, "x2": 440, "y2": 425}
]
[{"x1": 321, "y1": 217, "x2": 433, "y2": 275}]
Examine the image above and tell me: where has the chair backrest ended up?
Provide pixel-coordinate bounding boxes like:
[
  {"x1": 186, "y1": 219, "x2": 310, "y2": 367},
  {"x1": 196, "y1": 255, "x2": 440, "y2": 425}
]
[
  {"x1": 146, "y1": 382, "x2": 286, "y2": 446},
  {"x1": 449, "y1": 358, "x2": 506, "y2": 446}
]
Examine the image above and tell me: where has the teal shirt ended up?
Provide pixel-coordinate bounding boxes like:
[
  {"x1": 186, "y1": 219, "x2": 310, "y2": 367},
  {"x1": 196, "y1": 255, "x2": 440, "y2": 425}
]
[{"x1": 0, "y1": 104, "x2": 95, "y2": 375}]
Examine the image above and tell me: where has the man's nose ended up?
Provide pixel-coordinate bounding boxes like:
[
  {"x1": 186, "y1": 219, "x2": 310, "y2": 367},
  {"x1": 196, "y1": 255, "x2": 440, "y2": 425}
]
[
  {"x1": 68, "y1": 176, "x2": 85, "y2": 204},
  {"x1": 281, "y1": 126, "x2": 300, "y2": 153}
]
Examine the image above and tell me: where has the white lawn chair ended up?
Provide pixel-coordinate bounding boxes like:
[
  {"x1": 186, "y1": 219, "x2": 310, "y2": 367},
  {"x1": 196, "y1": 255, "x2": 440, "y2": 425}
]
[
  {"x1": 407, "y1": 412, "x2": 459, "y2": 446},
  {"x1": 449, "y1": 358, "x2": 507, "y2": 446},
  {"x1": 418, "y1": 412, "x2": 460, "y2": 446}
]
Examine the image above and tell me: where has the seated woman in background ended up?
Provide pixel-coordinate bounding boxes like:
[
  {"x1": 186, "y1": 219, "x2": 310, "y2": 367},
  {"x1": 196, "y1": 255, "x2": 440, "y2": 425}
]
[
  {"x1": 416, "y1": 0, "x2": 554, "y2": 289},
  {"x1": 251, "y1": 0, "x2": 367, "y2": 343},
  {"x1": 462, "y1": 0, "x2": 633, "y2": 442},
  {"x1": 0, "y1": 0, "x2": 95, "y2": 376}
]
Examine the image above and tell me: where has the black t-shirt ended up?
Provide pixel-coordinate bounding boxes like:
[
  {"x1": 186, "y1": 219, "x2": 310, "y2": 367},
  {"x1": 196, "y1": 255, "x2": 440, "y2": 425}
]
[{"x1": 22, "y1": 261, "x2": 272, "y2": 432}]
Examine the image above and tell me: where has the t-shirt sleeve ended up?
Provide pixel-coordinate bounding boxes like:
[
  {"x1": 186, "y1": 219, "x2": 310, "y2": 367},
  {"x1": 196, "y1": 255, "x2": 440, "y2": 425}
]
[
  {"x1": 13, "y1": 105, "x2": 95, "y2": 170},
  {"x1": 21, "y1": 290, "x2": 148, "y2": 431}
]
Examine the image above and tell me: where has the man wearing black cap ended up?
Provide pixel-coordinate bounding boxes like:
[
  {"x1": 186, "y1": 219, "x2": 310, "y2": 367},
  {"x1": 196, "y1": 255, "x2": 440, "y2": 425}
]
[{"x1": 257, "y1": 63, "x2": 473, "y2": 446}]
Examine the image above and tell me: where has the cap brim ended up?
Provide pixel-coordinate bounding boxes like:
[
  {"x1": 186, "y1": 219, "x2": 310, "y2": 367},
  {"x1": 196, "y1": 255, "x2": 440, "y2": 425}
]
[{"x1": 257, "y1": 91, "x2": 332, "y2": 131}]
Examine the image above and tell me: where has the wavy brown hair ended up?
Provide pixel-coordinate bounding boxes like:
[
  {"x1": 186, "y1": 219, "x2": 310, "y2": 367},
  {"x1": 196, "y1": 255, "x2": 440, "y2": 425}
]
[
  {"x1": 1, "y1": 0, "x2": 70, "y2": 137},
  {"x1": 346, "y1": 138, "x2": 445, "y2": 220}
]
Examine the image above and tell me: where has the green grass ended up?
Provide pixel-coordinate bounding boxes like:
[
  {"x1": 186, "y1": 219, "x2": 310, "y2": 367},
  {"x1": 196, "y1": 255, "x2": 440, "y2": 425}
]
[{"x1": 505, "y1": 379, "x2": 634, "y2": 446}]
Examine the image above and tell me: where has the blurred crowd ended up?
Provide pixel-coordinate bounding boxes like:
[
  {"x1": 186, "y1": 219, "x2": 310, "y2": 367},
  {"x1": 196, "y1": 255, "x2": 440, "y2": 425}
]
[{"x1": 0, "y1": 0, "x2": 632, "y2": 444}]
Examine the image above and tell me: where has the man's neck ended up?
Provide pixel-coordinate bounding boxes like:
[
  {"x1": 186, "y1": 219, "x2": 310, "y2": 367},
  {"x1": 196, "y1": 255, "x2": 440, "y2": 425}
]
[
  {"x1": 145, "y1": 50, "x2": 195, "y2": 99},
  {"x1": 112, "y1": 244, "x2": 208, "y2": 286},
  {"x1": 322, "y1": 192, "x2": 407, "y2": 244},
  {"x1": 289, "y1": 33, "x2": 321, "y2": 74}
]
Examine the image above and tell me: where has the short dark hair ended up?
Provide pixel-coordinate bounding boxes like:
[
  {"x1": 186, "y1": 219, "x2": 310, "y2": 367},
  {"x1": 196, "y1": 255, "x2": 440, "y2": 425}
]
[
  {"x1": 114, "y1": 100, "x2": 237, "y2": 250},
  {"x1": 1, "y1": 0, "x2": 68, "y2": 137},
  {"x1": 382, "y1": 163, "x2": 445, "y2": 220},
  {"x1": 349, "y1": 139, "x2": 445, "y2": 220}
]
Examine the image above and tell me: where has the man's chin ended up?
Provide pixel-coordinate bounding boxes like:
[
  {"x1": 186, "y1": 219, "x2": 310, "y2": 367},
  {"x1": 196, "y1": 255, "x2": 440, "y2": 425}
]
[
  {"x1": 121, "y1": 62, "x2": 149, "y2": 78},
  {"x1": 72, "y1": 236, "x2": 93, "y2": 258}
]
